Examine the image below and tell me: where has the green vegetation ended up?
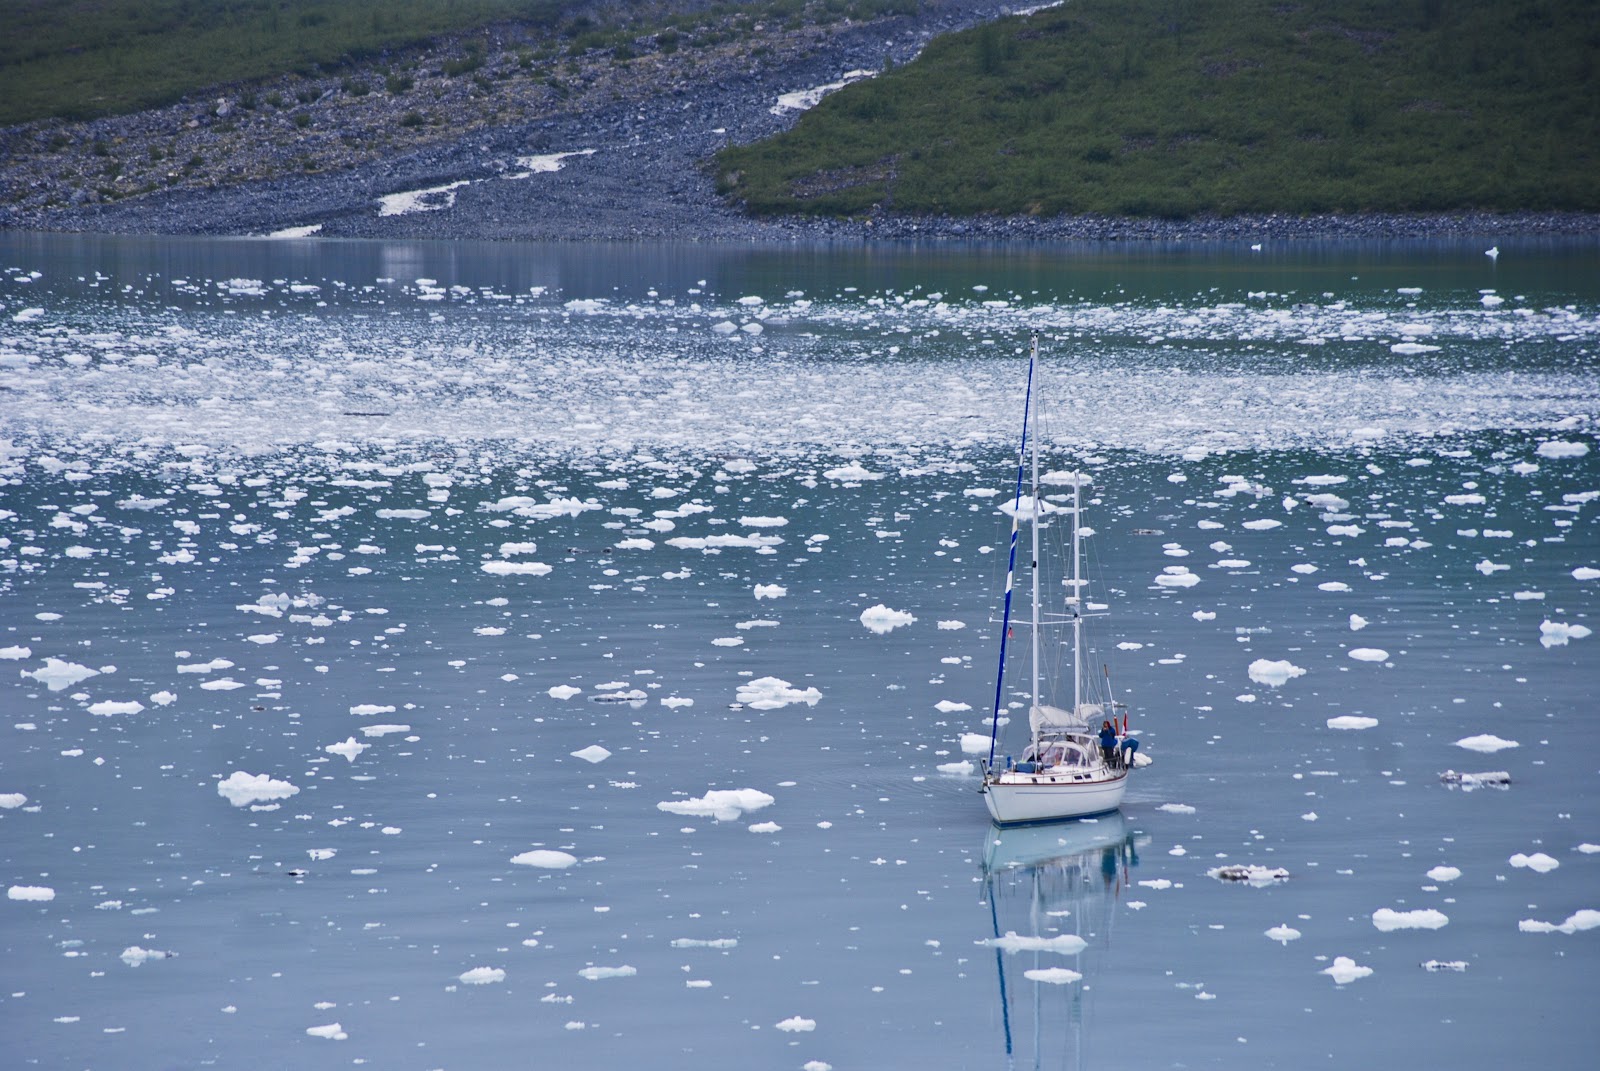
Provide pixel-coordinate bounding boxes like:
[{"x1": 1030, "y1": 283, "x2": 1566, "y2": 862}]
[
  {"x1": 0, "y1": 0, "x2": 570, "y2": 125},
  {"x1": 1, "y1": 0, "x2": 925, "y2": 127},
  {"x1": 717, "y1": 0, "x2": 1600, "y2": 217}
]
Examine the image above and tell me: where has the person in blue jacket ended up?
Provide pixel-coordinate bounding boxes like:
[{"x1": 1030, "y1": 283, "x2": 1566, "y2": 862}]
[{"x1": 1098, "y1": 720, "x2": 1119, "y2": 766}]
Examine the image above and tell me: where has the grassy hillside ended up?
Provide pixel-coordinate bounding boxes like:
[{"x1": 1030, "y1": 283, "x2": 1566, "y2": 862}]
[
  {"x1": 716, "y1": 0, "x2": 1600, "y2": 218},
  {"x1": 1, "y1": 0, "x2": 915, "y2": 127}
]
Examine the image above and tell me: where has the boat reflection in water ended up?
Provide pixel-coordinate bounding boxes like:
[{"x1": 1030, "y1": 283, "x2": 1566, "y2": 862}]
[{"x1": 980, "y1": 813, "x2": 1145, "y2": 1069}]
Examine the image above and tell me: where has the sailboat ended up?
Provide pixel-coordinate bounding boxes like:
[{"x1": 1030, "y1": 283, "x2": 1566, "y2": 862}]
[{"x1": 979, "y1": 339, "x2": 1142, "y2": 825}]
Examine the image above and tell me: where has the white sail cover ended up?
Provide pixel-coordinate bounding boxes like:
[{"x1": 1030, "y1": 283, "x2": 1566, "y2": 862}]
[{"x1": 1029, "y1": 702, "x2": 1102, "y2": 733}]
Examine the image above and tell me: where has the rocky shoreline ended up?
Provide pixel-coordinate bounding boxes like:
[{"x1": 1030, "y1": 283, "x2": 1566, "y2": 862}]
[{"x1": 3, "y1": 1, "x2": 1596, "y2": 246}]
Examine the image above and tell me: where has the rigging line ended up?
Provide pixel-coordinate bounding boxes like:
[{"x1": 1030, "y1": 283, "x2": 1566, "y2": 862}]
[{"x1": 988, "y1": 340, "x2": 1036, "y2": 768}]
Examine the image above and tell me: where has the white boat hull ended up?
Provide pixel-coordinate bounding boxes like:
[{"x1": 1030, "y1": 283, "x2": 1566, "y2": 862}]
[{"x1": 981, "y1": 770, "x2": 1127, "y2": 825}]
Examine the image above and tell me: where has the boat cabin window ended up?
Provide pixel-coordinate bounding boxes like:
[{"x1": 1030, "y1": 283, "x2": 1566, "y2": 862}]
[{"x1": 1027, "y1": 741, "x2": 1094, "y2": 769}]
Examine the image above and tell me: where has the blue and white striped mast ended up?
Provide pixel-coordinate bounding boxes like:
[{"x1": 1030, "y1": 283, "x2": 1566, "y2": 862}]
[{"x1": 988, "y1": 337, "x2": 1038, "y2": 769}]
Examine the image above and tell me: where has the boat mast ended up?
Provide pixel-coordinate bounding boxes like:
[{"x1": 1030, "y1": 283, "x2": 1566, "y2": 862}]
[
  {"x1": 1072, "y1": 468, "x2": 1083, "y2": 720},
  {"x1": 1029, "y1": 337, "x2": 1041, "y2": 750},
  {"x1": 986, "y1": 341, "x2": 1037, "y2": 770}
]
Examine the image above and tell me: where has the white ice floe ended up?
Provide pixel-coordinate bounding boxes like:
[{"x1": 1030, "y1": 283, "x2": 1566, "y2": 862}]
[
  {"x1": 119, "y1": 946, "x2": 172, "y2": 966},
  {"x1": 0, "y1": 646, "x2": 31, "y2": 660},
  {"x1": 548, "y1": 685, "x2": 582, "y2": 700},
  {"x1": 753, "y1": 583, "x2": 787, "y2": 599},
  {"x1": 0, "y1": 793, "x2": 27, "y2": 809},
  {"x1": 1154, "y1": 566, "x2": 1199, "y2": 588},
  {"x1": 983, "y1": 932, "x2": 1087, "y2": 955},
  {"x1": 938, "y1": 620, "x2": 966, "y2": 630},
  {"x1": 87, "y1": 699, "x2": 144, "y2": 716},
  {"x1": 1539, "y1": 620, "x2": 1592, "y2": 647},
  {"x1": 1321, "y1": 957, "x2": 1373, "y2": 983},
  {"x1": 860, "y1": 604, "x2": 917, "y2": 633},
  {"x1": 749, "y1": 821, "x2": 781, "y2": 833},
  {"x1": 324, "y1": 737, "x2": 369, "y2": 762},
  {"x1": 775, "y1": 1014, "x2": 817, "y2": 1031},
  {"x1": 1439, "y1": 770, "x2": 1511, "y2": 789},
  {"x1": 510, "y1": 850, "x2": 578, "y2": 869},
  {"x1": 821, "y1": 463, "x2": 882, "y2": 482},
  {"x1": 359, "y1": 724, "x2": 410, "y2": 737},
  {"x1": 1349, "y1": 614, "x2": 1368, "y2": 630},
  {"x1": 1158, "y1": 803, "x2": 1197, "y2": 814},
  {"x1": 571, "y1": 745, "x2": 611, "y2": 764},
  {"x1": 8, "y1": 885, "x2": 55, "y2": 901},
  {"x1": 349, "y1": 703, "x2": 396, "y2": 716},
  {"x1": 937, "y1": 760, "x2": 976, "y2": 775},
  {"x1": 306, "y1": 1023, "x2": 347, "y2": 1040},
  {"x1": 1348, "y1": 648, "x2": 1388, "y2": 662},
  {"x1": 1454, "y1": 734, "x2": 1519, "y2": 753},
  {"x1": 1427, "y1": 866, "x2": 1462, "y2": 882},
  {"x1": 960, "y1": 732, "x2": 993, "y2": 755},
  {"x1": 1372, "y1": 908, "x2": 1449, "y2": 931},
  {"x1": 579, "y1": 965, "x2": 637, "y2": 981},
  {"x1": 1327, "y1": 716, "x2": 1379, "y2": 730},
  {"x1": 481, "y1": 560, "x2": 552, "y2": 576},
  {"x1": 1025, "y1": 967, "x2": 1083, "y2": 984},
  {"x1": 216, "y1": 771, "x2": 299, "y2": 807},
  {"x1": 1423, "y1": 960, "x2": 1469, "y2": 972},
  {"x1": 735, "y1": 676, "x2": 820, "y2": 709},
  {"x1": 657, "y1": 789, "x2": 774, "y2": 822},
  {"x1": 1247, "y1": 658, "x2": 1305, "y2": 686},
  {"x1": 935, "y1": 700, "x2": 971, "y2": 712},
  {"x1": 1265, "y1": 924, "x2": 1302, "y2": 944},
  {"x1": 1519, "y1": 909, "x2": 1600, "y2": 934},
  {"x1": 1209, "y1": 865, "x2": 1289, "y2": 885},
  {"x1": 20, "y1": 657, "x2": 99, "y2": 691},
  {"x1": 1573, "y1": 566, "x2": 1600, "y2": 581},
  {"x1": 459, "y1": 967, "x2": 506, "y2": 985},
  {"x1": 1509, "y1": 852, "x2": 1560, "y2": 873},
  {"x1": 1536, "y1": 440, "x2": 1590, "y2": 459}
]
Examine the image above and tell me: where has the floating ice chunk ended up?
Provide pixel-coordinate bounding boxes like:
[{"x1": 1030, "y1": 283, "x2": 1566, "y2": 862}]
[
  {"x1": 711, "y1": 637, "x2": 744, "y2": 647},
  {"x1": 1444, "y1": 493, "x2": 1487, "y2": 505},
  {"x1": 1322, "y1": 957, "x2": 1373, "y2": 983},
  {"x1": 87, "y1": 700, "x2": 144, "y2": 716},
  {"x1": 0, "y1": 646, "x2": 31, "y2": 660},
  {"x1": 1427, "y1": 866, "x2": 1462, "y2": 882},
  {"x1": 938, "y1": 620, "x2": 966, "y2": 630},
  {"x1": 482, "y1": 561, "x2": 552, "y2": 576},
  {"x1": 459, "y1": 967, "x2": 506, "y2": 985},
  {"x1": 1348, "y1": 648, "x2": 1388, "y2": 662},
  {"x1": 548, "y1": 685, "x2": 582, "y2": 700},
  {"x1": 324, "y1": 737, "x2": 369, "y2": 762},
  {"x1": 360, "y1": 724, "x2": 410, "y2": 737},
  {"x1": 216, "y1": 771, "x2": 299, "y2": 807},
  {"x1": 735, "y1": 676, "x2": 820, "y2": 709},
  {"x1": 306, "y1": 1023, "x2": 347, "y2": 1040},
  {"x1": 1209, "y1": 865, "x2": 1289, "y2": 885},
  {"x1": 860, "y1": 604, "x2": 916, "y2": 633},
  {"x1": 511, "y1": 850, "x2": 578, "y2": 869},
  {"x1": 1318, "y1": 581, "x2": 1352, "y2": 592},
  {"x1": 200, "y1": 678, "x2": 245, "y2": 691},
  {"x1": 984, "y1": 932, "x2": 1087, "y2": 955},
  {"x1": 1536, "y1": 440, "x2": 1590, "y2": 459},
  {"x1": 1573, "y1": 567, "x2": 1600, "y2": 581},
  {"x1": 1439, "y1": 770, "x2": 1511, "y2": 789},
  {"x1": 661, "y1": 696, "x2": 694, "y2": 708},
  {"x1": 1539, "y1": 620, "x2": 1592, "y2": 647},
  {"x1": 613, "y1": 538, "x2": 655, "y2": 550},
  {"x1": 1025, "y1": 967, "x2": 1083, "y2": 984},
  {"x1": 1391, "y1": 342, "x2": 1440, "y2": 355},
  {"x1": 1349, "y1": 614, "x2": 1368, "y2": 630},
  {"x1": 775, "y1": 1015, "x2": 816, "y2": 1032},
  {"x1": 998, "y1": 494, "x2": 1065, "y2": 520},
  {"x1": 1265, "y1": 924, "x2": 1301, "y2": 944},
  {"x1": 1475, "y1": 560, "x2": 1510, "y2": 576},
  {"x1": 1510, "y1": 852, "x2": 1560, "y2": 873},
  {"x1": 1327, "y1": 716, "x2": 1379, "y2": 730},
  {"x1": 935, "y1": 700, "x2": 971, "y2": 713},
  {"x1": 753, "y1": 584, "x2": 787, "y2": 599},
  {"x1": 822, "y1": 463, "x2": 882, "y2": 482},
  {"x1": 671, "y1": 938, "x2": 739, "y2": 949},
  {"x1": 307, "y1": 848, "x2": 336, "y2": 861},
  {"x1": 960, "y1": 733, "x2": 992, "y2": 755},
  {"x1": 579, "y1": 965, "x2": 637, "y2": 981},
  {"x1": 1192, "y1": 610, "x2": 1216, "y2": 621},
  {"x1": 1519, "y1": 910, "x2": 1600, "y2": 934},
  {"x1": 349, "y1": 703, "x2": 396, "y2": 716},
  {"x1": 657, "y1": 789, "x2": 774, "y2": 822},
  {"x1": 1241, "y1": 519, "x2": 1282, "y2": 531},
  {"x1": 1455, "y1": 734, "x2": 1518, "y2": 753},
  {"x1": 937, "y1": 760, "x2": 975, "y2": 775},
  {"x1": 20, "y1": 658, "x2": 98, "y2": 691},
  {"x1": 1154, "y1": 566, "x2": 1199, "y2": 588},
  {"x1": 0, "y1": 793, "x2": 27, "y2": 809},
  {"x1": 1248, "y1": 659, "x2": 1305, "y2": 686},
  {"x1": 749, "y1": 821, "x2": 782, "y2": 833},
  {"x1": 1423, "y1": 960, "x2": 1468, "y2": 972},
  {"x1": 1373, "y1": 908, "x2": 1449, "y2": 931},
  {"x1": 1158, "y1": 803, "x2": 1197, "y2": 814},
  {"x1": 119, "y1": 946, "x2": 172, "y2": 966},
  {"x1": 376, "y1": 508, "x2": 429, "y2": 520},
  {"x1": 8, "y1": 885, "x2": 54, "y2": 901},
  {"x1": 571, "y1": 745, "x2": 611, "y2": 764}
]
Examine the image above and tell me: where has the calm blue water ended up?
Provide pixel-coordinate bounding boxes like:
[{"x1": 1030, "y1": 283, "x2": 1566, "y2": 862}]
[{"x1": 1, "y1": 233, "x2": 1597, "y2": 1070}]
